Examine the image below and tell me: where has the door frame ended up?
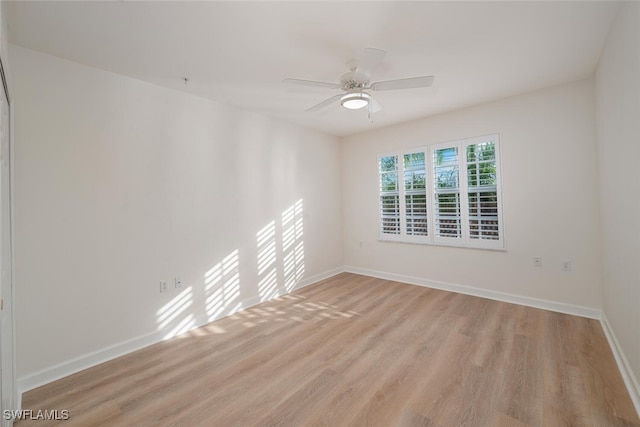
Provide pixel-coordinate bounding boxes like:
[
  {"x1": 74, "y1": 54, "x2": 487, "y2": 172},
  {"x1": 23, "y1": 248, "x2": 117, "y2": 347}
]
[{"x1": 0, "y1": 53, "x2": 17, "y2": 420}]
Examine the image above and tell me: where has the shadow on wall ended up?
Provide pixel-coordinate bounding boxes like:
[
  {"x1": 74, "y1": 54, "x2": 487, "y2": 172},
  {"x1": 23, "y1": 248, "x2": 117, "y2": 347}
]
[{"x1": 155, "y1": 199, "x2": 306, "y2": 339}]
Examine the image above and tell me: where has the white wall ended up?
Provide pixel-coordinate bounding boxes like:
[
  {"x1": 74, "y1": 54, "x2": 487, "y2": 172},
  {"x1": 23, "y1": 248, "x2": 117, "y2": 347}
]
[
  {"x1": 11, "y1": 45, "x2": 343, "y2": 382},
  {"x1": 596, "y1": 1, "x2": 640, "y2": 406},
  {"x1": 342, "y1": 78, "x2": 602, "y2": 310}
]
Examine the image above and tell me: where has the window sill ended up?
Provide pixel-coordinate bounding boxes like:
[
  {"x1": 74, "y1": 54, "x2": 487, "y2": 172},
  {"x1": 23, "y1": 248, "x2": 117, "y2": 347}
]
[{"x1": 377, "y1": 238, "x2": 507, "y2": 252}]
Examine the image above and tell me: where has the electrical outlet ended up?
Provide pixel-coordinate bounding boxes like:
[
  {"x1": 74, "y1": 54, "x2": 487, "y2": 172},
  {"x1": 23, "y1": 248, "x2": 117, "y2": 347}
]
[
  {"x1": 562, "y1": 261, "x2": 572, "y2": 272},
  {"x1": 533, "y1": 257, "x2": 542, "y2": 267},
  {"x1": 159, "y1": 281, "x2": 168, "y2": 293},
  {"x1": 175, "y1": 277, "x2": 183, "y2": 289}
]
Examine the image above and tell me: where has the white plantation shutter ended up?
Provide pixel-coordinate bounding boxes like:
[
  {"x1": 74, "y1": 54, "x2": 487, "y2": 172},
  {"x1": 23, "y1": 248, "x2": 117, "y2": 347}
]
[
  {"x1": 432, "y1": 145, "x2": 462, "y2": 243},
  {"x1": 378, "y1": 134, "x2": 503, "y2": 249},
  {"x1": 403, "y1": 153, "x2": 428, "y2": 237},
  {"x1": 466, "y1": 140, "x2": 500, "y2": 242},
  {"x1": 379, "y1": 155, "x2": 401, "y2": 236}
]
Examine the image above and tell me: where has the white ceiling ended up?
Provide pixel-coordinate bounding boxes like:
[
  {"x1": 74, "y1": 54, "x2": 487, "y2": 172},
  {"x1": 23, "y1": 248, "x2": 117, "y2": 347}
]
[{"x1": 7, "y1": 1, "x2": 618, "y2": 137}]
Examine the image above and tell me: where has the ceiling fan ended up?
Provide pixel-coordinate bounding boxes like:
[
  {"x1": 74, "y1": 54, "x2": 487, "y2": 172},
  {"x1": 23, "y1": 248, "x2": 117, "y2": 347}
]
[{"x1": 283, "y1": 48, "x2": 434, "y2": 114}]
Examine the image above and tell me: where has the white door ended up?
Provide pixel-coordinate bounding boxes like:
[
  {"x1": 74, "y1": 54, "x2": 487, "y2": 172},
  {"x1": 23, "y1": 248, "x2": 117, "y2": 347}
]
[{"x1": 0, "y1": 58, "x2": 16, "y2": 426}]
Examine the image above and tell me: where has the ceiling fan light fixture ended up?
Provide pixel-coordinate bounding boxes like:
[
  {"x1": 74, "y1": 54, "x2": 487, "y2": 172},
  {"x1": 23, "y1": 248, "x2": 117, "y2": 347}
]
[{"x1": 341, "y1": 92, "x2": 370, "y2": 110}]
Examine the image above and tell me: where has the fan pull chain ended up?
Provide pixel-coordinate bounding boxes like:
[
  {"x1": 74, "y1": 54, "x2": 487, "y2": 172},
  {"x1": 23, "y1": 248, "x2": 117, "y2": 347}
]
[{"x1": 368, "y1": 100, "x2": 374, "y2": 124}]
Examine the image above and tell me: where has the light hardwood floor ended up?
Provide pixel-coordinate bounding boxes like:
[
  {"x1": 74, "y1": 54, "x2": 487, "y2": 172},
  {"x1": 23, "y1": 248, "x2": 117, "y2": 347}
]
[{"x1": 18, "y1": 273, "x2": 640, "y2": 426}]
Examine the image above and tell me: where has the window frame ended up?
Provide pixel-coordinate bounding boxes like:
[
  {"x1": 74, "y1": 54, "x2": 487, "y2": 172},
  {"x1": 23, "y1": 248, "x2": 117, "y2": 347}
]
[{"x1": 378, "y1": 134, "x2": 505, "y2": 250}]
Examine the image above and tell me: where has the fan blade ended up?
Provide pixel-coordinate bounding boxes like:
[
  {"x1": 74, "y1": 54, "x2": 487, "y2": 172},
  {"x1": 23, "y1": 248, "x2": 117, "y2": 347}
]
[
  {"x1": 371, "y1": 75, "x2": 435, "y2": 91},
  {"x1": 370, "y1": 95, "x2": 383, "y2": 113},
  {"x1": 306, "y1": 94, "x2": 343, "y2": 112},
  {"x1": 283, "y1": 78, "x2": 341, "y2": 90},
  {"x1": 353, "y1": 48, "x2": 386, "y2": 82}
]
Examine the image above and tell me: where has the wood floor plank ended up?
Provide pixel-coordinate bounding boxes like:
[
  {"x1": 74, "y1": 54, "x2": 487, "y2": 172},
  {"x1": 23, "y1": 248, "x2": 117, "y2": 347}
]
[{"x1": 17, "y1": 273, "x2": 640, "y2": 427}]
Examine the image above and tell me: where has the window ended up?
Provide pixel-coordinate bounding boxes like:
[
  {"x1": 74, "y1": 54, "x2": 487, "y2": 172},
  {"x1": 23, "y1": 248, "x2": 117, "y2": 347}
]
[
  {"x1": 432, "y1": 145, "x2": 461, "y2": 242},
  {"x1": 379, "y1": 155, "x2": 400, "y2": 235},
  {"x1": 378, "y1": 134, "x2": 504, "y2": 249},
  {"x1": 403, "y1": 153, "x2": 428, "y2": 237},
  {"x1": 378, "y1": 152, "x2": 429, "y2": 243}
]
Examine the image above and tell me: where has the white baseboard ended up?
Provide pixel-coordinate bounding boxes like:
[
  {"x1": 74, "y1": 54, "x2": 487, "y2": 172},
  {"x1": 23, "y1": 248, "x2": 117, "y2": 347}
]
[
  {"x1": 17, "y1": 267, "x2": 344, "y2": 397},
  {"x1": 343, "y1": 265, "x2": 601, "y2": 319},
  {"x1": 258, "y1": 266, "x2": 345, "y2": 302},
  {"x1": 296, "y1": 266, "x2": 344, "y2": 288},
  {"x1": 600, "y1": 312, "x2": 640, "y2": 417},
  {"x1": 19, "y1": 326, "x2": 168, "y2": 396}
]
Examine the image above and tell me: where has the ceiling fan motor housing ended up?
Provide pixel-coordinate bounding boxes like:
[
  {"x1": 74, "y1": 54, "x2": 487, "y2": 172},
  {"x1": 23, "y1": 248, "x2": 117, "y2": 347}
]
[{"x1": 340, "y1": 71, "x2": 367, "y2": 91}]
